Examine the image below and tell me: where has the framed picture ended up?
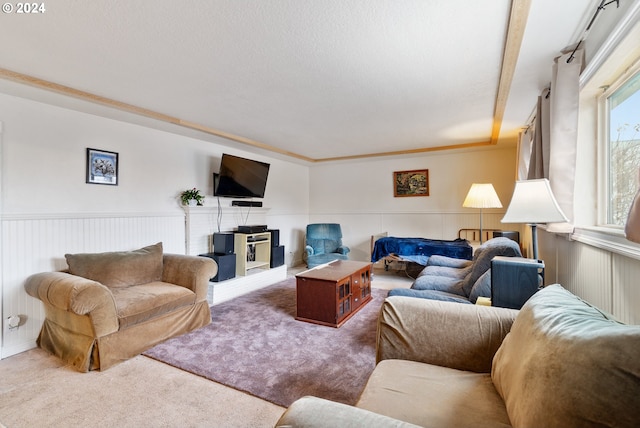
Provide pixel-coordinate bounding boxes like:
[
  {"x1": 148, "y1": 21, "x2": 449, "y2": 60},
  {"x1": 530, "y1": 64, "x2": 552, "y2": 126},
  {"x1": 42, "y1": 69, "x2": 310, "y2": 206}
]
[
  {"x1": 86, "y1": 148, "x2": 119, "y2": 185},
  {"x1": 394, "y1": 169, "x2": 429, "y2": 197}
]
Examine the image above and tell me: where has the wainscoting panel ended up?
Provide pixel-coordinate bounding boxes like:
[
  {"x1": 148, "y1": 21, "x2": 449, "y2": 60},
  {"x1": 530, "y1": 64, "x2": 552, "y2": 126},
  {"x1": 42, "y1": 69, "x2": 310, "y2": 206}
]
[
  {"x1": 184, "y1": 206, "x2": 271, "y2": 256},
  {"x1": 611, "y1": 253, "x2": 640, "y2": 324},
  {"x1": 529, "y1": 230, "x2": 640, "y2": 323},
  {"x1": 562, "y1": 239, "x2": 612, "y2": 313},
  {"x1": 542, "y1": 230, "x2": 613, "y2": 317},
  {"x1": 1, "y1": 213, "x2": 185, "y2": 358}
]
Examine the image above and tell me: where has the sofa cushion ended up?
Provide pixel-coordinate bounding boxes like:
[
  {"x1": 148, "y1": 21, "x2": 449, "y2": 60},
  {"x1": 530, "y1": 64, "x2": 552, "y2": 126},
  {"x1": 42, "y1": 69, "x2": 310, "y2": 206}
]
[
  {"x1": 357, "y1": 359, "x2": 511, "y2": 428},
  {"x1": 411, "y1": 274, "x2": 465, "y2": 295},
  {"x1": 491, "y1": 284, "x2": 640, "y2": 428},
  {"x1": 388, "y1": 288, "x2": 472, "y2": 304},
  {"x1": 110, "y1": 282, "x2": 196, "y2": 329},
  {"x1": 418, "y1": 264, "x2": 472, "y2": 280},
  {"x1": 65, "y1": 242, "x2": 163, "y2": 288},
  {"x1": 322, "y1": 238, "x2": 340, "y2": 254},
  {"x1": 468, "y1": 270, "x2": 491, "y2": 304},
  {"x1": 424, "y1": 255, "x2": 474, "y2": 270}
]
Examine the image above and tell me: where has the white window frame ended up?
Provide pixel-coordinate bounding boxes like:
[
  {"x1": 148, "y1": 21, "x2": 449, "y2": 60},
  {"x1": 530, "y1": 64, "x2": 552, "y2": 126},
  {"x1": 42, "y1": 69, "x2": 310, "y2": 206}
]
[
  {"x1": 597, "y1": 61, "x2": 640, "y2": 229},
  {"x1": 569, "y1": 3, "x2": 640, "y2": 261}
]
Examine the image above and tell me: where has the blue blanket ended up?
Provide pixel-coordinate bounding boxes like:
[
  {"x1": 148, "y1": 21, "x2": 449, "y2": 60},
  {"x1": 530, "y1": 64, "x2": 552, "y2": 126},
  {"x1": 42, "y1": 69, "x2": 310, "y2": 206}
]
[{"x1": 371, "y1": 237, "x2": 472, "y2": 265}]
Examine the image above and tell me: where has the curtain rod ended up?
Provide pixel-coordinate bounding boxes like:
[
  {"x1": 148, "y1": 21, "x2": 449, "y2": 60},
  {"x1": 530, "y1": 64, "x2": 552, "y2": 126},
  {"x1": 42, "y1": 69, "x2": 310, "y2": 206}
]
[{"x1": 567, "y1": 0, "x2": 619, "y2": 63}]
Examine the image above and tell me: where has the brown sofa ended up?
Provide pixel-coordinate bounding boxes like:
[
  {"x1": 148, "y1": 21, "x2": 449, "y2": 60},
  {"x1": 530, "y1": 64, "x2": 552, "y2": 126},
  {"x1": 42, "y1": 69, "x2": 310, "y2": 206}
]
[
  {"x1": 276, "y1": 284, "x2": 640, "y2": 427},
  {"x1": 24, "y1": 242, "x2": 217, "y2": 372}
]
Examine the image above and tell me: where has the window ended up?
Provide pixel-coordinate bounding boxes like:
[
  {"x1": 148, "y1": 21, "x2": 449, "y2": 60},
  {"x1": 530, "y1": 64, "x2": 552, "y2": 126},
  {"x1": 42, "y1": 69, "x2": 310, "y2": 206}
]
[{"x1": 602, "y1": 68, "x2": 640, "y2": 227}]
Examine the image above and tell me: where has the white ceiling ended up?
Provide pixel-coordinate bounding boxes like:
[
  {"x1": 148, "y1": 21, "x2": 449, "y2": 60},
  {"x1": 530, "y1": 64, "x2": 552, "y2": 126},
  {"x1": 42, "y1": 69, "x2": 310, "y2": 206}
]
[{"x1": 0, "y1": 0, "x2": 597, "y2": 163}]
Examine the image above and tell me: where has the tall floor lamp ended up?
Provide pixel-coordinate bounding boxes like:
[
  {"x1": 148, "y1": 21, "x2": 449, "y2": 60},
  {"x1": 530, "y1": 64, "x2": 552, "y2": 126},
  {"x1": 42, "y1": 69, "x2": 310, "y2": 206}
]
[
  {"x1": 501, "y1": 179, "x2": 568, "y2": 260},
  {"x1": 463, "y1": 183, "x2": 502, "y2": 244}
]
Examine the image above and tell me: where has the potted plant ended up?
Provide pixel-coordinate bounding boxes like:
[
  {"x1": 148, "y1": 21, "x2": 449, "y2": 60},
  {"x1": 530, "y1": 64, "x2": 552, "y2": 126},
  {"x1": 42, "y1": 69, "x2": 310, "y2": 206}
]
[{"x1": 180, "y1": 188, "x2": 204, "y2": 206}]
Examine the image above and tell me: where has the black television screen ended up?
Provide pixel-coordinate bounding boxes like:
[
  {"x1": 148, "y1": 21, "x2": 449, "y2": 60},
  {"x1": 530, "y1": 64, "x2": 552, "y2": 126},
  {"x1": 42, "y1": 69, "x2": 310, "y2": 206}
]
[{"x1": 214, "y1": 154, "x2": 270, "y2": 198}]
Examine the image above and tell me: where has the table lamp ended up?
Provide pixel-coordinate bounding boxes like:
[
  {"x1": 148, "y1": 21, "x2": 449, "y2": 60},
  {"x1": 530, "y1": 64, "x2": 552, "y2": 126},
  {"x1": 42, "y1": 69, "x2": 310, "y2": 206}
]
[
  {"x1": 463, "y1": 183, "x2": 502, "y2": 243},
  {"x1": 501, "y1": 178, "x2": 568, "y2": 259}
]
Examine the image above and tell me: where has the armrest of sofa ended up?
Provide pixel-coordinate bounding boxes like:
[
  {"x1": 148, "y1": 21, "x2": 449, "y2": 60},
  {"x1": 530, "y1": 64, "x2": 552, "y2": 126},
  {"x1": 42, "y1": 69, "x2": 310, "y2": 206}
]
[
  {"x1": 161, "y1": 254, "x2": 217, "y2": 302},
  {"x1": 337, "y1": 245, "x2": 350, "y2": 255},
  {"x1": 377, "y1": 296, "x2": 518, "y2": 373},
  {"x1": 276, "y1": 396, "x2": 420, "y2": 428},
  {"x1": 24, "y1": 271, "x2": 119, "y2": 336}
]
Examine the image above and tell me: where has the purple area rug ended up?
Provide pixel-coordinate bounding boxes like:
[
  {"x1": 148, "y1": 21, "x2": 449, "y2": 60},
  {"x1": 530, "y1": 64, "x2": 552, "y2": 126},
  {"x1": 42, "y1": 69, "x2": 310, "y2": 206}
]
[{"x1": 144, "y1": 278, "x2": 388, "y2": 407}]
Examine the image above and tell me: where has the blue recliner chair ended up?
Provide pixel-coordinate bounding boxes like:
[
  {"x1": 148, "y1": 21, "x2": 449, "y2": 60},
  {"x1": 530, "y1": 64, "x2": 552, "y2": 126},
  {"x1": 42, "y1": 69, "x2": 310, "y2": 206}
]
[{"x1": 305, "y1": 223, "x2": 350, "y2": 268}]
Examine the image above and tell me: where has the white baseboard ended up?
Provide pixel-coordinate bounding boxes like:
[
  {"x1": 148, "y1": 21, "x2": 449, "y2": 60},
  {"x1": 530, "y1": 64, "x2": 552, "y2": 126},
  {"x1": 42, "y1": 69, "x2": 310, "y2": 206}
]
[{"x1": 208, "y1": 265, "x2": 288, "y2": 305}]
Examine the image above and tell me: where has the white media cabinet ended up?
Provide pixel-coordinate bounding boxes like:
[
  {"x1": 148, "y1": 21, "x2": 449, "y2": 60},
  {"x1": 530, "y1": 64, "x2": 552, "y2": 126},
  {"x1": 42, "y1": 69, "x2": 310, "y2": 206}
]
[
  {"x1": 234, "y1": 231, "x2": 271, "y2": 276},
  {"x1": 182, "y1": 206, "x2": 287, "y2": 305}
]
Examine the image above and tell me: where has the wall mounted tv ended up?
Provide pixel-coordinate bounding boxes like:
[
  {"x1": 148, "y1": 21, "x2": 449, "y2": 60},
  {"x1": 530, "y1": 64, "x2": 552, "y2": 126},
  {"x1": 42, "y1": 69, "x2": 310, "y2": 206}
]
[{"x1": 214, "y1": 153, "x2": 270, "y2": 198}]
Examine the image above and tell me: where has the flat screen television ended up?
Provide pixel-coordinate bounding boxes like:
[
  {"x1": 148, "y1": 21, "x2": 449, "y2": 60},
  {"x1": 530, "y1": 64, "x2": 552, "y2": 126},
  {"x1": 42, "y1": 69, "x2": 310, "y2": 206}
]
[{"x1": 214, "y1": 154, "x2": 270, "y2": 198}]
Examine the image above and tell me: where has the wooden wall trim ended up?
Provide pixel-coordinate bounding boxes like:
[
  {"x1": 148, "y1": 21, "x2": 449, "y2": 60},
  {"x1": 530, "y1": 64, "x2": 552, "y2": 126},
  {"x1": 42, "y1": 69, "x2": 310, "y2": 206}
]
[{"x1": 491, "y1": 0, "x2": 532, "y2": 145}]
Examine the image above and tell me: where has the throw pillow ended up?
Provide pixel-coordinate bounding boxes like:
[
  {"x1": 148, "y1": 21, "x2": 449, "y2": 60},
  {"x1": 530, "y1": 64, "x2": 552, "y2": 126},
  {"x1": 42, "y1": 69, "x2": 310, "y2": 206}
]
[
  {"x1": 65, "y1": 242, "x2": 163, "y2": 288},
  {"x1": 491, "y1": 284, "x2": 640, "y2": 427},
  {"x1": 468, "y1": 270, "x2": 491, "y2": 303}
]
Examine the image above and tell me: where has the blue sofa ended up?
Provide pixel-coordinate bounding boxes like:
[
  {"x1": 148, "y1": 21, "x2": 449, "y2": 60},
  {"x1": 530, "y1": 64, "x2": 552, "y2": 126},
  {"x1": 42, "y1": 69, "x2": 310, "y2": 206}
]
[{"x1": 388, "y1": 237, "x2": 522, "y2": 304}]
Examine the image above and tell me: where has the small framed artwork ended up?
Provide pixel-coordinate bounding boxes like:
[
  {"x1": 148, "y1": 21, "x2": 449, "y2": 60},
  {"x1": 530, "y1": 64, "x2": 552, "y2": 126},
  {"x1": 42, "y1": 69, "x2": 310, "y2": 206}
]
[
  {"x1": 394, "y1": 169, "x2": 429, "y2": 197},
  {"x1": 86, "y1": 148, "x2": 119, "y2": 185}
]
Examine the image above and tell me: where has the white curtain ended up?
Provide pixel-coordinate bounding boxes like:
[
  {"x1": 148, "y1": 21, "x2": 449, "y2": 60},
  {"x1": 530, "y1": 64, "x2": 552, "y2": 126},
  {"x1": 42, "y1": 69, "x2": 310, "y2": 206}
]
[
  {"x1": 527, "y1": 95, "x2": 543, "y2": 179},
  {"x1": 516, "y1": 127, "x2": 533, "y2": 180},
  {"x1": 527, "y1": 49, "x2": 583, "y2": 233},
  {"x1": 625, "y1": 168, "x2": 640, "y2": 243},
  {"x1": 527, "y1": 88, "x2": 551, "y2": 180},
  {"x1": 546, "y1": 49, "x2": 583, "y2": 233}
]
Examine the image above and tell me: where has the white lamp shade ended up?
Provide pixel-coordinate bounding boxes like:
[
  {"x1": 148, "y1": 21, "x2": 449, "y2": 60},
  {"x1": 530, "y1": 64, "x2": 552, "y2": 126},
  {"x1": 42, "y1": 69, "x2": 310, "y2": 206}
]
[
  {"x1": 463, "y1": 183, "x2": 502, "y2": 209},
  {"x1": 501, "y1": 179, "x2": 569, "y2": 224}
]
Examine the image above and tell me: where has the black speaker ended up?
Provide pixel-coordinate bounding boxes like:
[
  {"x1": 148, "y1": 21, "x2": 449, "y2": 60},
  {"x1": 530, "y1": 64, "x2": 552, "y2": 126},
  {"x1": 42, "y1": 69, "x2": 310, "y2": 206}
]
[
  {"x1": 231, "y1": 200, "x2": 263, "y2": 207},
  {"x1": 270, "y1": 245, "x2": 285, "y2": 268},
  {"x1": 491, "y1": 256, "x2": 544, "y2": 309},
  {"x1": 267, "y1": 229, "x2": 280, "y2": 247},
  {"x1": 213, "y1": 232, "x2": 234, "y2": 255},
  {"x1": 200, "y1": 253, "x2": 236, "y2": 282},
  {"x1": 492, "y1": 230, "x2": 520, "y2": 244}
]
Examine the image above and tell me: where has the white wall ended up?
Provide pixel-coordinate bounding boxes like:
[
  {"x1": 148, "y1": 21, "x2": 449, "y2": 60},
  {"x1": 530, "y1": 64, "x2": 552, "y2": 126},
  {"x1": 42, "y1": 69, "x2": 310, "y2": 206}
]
[
  {"x1": 1, "y1": 93, "x2": 309, "y2": 217},
  {"x1": 0, "y1": 92, "x2": 310, "y2": 259},
  {"x1": 310, "y1": 148, "x2": 516, "y2": 214},
  {"x1": 308, "y1": 147, "x2": 518, "y2": 261},
  {"x1": 0, "y1": 92, "x2": 309, "y2": 357}
]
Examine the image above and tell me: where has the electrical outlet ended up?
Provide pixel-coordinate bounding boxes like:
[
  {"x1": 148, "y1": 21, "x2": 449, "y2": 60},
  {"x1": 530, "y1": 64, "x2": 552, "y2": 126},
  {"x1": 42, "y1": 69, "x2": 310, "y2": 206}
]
[{"x1": 7, "y1": 315, "x2": 21, "y2": 329}]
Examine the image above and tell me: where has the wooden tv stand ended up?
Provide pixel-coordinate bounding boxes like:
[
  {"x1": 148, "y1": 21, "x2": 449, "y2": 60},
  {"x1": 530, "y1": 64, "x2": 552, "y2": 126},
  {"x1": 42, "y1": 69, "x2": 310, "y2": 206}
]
[{"x1": 295, "y1": 260, "x2": 372, "y2": 328}]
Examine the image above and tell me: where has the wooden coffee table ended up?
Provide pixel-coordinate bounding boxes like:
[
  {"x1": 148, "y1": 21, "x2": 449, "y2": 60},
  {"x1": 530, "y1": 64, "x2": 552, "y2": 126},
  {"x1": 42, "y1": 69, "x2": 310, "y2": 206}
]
[{"x1": 295, "y1": 260, "x2": 372, "y2": 328}]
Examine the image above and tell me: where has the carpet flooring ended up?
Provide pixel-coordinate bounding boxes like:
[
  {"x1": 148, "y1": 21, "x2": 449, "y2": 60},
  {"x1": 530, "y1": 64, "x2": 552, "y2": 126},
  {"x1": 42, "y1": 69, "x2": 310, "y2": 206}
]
[{"x1": 144, "y1": 278, "x2": 388, "y2": 407}]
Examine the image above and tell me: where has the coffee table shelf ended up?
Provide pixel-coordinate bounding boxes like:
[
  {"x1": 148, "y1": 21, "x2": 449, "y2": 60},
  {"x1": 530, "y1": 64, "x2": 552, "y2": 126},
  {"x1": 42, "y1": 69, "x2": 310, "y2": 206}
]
[{"x1": 295, "y1": 260, "x2": 372, "y2": 328}]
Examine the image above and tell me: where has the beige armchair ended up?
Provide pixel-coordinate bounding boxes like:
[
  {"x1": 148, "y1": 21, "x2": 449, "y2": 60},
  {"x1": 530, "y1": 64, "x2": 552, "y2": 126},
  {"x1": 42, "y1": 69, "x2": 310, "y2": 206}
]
[{"x1": 25, "y1": 243, "x2": 217, "y2": 372}]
